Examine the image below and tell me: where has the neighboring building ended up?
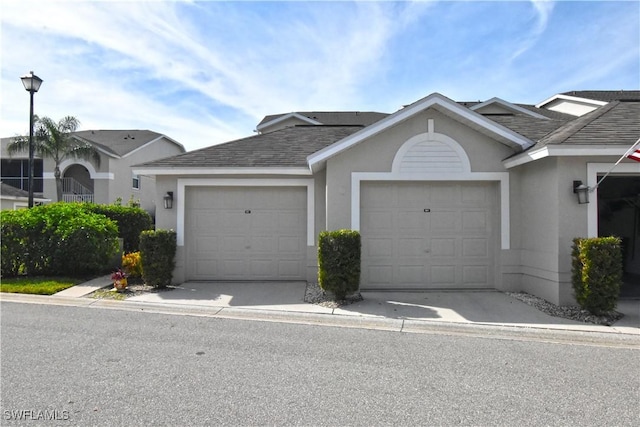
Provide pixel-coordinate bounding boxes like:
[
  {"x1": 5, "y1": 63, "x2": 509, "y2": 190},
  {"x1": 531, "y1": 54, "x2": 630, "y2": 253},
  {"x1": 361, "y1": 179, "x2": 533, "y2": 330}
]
[
  {"x1": 135, "y1": 90, "x2": 640, "y2": 305},
  {"x1": 0, "y1": 182, "x2": 49, "y2": 210},
  {"x1": 1, "y1": 130, "x2": 185, "y2": 215}
]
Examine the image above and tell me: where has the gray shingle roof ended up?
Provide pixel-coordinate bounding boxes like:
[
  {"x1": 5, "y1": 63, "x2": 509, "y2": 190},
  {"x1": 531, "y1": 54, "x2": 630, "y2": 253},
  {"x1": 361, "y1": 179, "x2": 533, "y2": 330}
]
[
  {"x1": 0, "y1": 182, "x2": 30, "y2": 198},
  {"x1": 72, "y1": 130, "x2": 165, "y2": 157},
  {"x1": 257, "y1": 111, "x2": 389, "y2": 128},
  {"x1": 484, "y1": 113, "x2": 570, "y2": 141},
  {"x1": 534, "y1": 101, "x2": 640, "y2": 148},
  {"x1": 137, "y1": 125, "x2": 364, "y2": 168},
  {"x1": 561, "y1": 90, "x2": 640, "y2": 102}
]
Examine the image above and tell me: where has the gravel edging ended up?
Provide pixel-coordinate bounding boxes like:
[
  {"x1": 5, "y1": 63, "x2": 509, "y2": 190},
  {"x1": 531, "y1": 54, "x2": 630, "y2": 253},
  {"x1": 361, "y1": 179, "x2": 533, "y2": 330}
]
[
  {"x1": 304, "y1": 282, "x2": 362, "y2": 308},
  {"x1": 506, "y1": 292, "x2": 623, "y2": 326}
]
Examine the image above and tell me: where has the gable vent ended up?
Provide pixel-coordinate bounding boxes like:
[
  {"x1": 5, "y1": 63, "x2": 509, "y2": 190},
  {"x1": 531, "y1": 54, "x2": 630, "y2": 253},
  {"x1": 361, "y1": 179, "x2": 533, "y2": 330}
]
[
  {"x1": 397, "y1": 140, "x2": 465, "y2": 173},
  {"x1": 392, "y1": 124, "x2": 471, "y2": 174}
]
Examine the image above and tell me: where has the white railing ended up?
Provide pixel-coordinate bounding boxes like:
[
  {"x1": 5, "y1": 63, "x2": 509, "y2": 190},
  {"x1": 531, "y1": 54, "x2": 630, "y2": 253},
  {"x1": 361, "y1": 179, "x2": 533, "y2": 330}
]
[
  {"x1": 62, "y1": 193, "x2": 94, "y2": 203},
  {"x1": 62, "y1": 177, "x2": 94, "y2": 203}
]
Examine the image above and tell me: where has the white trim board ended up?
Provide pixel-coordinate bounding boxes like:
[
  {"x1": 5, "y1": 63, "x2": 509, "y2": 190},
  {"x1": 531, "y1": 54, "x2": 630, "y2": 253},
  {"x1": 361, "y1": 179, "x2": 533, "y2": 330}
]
[
  {"x1": 350, "y1": 171, "x2": 511, "y2": 250},
  {"x1": 176, "y1": 178, "x2": 315, "y2": 247},
  {"x1": 133, "y1": 167, "x2": 312, "y2": 176},
  {"x1": 587, "y1": 162, "x2": 640, "y2": 237}
]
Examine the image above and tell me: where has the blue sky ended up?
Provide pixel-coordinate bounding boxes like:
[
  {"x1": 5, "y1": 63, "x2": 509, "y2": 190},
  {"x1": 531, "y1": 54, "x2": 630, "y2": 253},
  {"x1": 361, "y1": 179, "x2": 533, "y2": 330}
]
[{"x1": 1, "y1": 0, "x2": 638, "y2": 151}]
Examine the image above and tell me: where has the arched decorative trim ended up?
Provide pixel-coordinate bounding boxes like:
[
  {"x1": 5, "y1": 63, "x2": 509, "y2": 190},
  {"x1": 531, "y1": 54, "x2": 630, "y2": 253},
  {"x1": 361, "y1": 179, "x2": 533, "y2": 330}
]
[
  {"x1": 43, "y1": 159, "x2": 113, "y2": 180},
  {"x1": 392, "y1": 120, "x2": 471, "y2": 174}
]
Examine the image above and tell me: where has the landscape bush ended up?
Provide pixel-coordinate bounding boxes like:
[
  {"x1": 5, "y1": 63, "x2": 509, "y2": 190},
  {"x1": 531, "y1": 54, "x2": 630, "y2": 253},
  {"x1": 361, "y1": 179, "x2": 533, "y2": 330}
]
[
  {"x1": 122, "y1": 251, "x2": 143, "y2": 278},
  {"x1": 83, "y1": 204, "x2": 153, "y2": 252},
  {"x1": 318, "y1": 229, "x2": 361, "y2": 300},
  {"x1": 0, "y1": 203, "x2": 119, "y2": 277},
  {"x1": 571, "y1": 236, "x2": 623, "y2": 315},
  {"x1": 140, "y1": 229, "x2": 176, "y2": 288}
]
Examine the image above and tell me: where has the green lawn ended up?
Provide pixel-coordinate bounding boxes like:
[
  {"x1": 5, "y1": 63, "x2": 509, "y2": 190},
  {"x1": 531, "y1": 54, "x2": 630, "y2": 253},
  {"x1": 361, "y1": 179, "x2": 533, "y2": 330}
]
[{"x1": 0, "y1": 276, "x2": 83, "y2": 295}]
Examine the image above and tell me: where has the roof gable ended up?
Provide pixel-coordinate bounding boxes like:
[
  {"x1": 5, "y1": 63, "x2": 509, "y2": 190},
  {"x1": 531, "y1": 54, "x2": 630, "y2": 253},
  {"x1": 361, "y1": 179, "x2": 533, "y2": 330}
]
[
  {"x1": 257, "y1": 111, "x2": 389, "y2": 133},
  {"x1": 470, "y1": 97, "x2": 549, "y2": 120},
  {"x1": 535, "y1": 94, "x2": 607, "y2": 116},
  {"x1": 72, "y1": 130, "x2": 184, "y2": 158},
  {"x1": 256, "y1": 113, "x2": 322, "y2": 132},
  {"x1": 307, "y1": 93, "x2": 534, "y2": 173}
]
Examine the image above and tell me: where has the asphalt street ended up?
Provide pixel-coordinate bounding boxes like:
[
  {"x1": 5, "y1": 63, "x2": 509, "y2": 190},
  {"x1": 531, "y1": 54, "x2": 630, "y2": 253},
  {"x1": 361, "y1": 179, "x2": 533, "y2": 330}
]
[{"x1": 1, "y1": 302, "x2": 638, "y2": 426}]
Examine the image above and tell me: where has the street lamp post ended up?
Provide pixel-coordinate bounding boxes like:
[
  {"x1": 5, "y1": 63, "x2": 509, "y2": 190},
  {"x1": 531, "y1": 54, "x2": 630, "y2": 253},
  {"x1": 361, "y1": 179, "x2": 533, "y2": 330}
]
[{"x1": 20, "y1": 71, "x2": 43, "y2": 208}]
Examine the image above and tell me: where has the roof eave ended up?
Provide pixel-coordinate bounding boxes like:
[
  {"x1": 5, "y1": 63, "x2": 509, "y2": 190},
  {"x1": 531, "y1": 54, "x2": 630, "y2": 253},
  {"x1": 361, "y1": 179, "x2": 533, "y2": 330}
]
[
  {"x1": 503, "y1": 144, "x2": 637, "y2": 169},
  {"x1": 132, "y1": 166, "x2": 312, "y2": 176},
  {"x1": 307, "y1": 92, "x2": 533, "y2": 171}
]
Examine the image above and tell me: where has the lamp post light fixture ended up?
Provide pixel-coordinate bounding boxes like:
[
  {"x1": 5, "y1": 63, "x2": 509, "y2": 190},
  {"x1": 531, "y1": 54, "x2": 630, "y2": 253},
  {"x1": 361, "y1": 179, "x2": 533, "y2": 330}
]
[
  {"x1": 163, "y1": 191, "x2": 174, "y2": 209},
  {"x1": 20, "y1": 71, "x2": 43, "y2": 208}
]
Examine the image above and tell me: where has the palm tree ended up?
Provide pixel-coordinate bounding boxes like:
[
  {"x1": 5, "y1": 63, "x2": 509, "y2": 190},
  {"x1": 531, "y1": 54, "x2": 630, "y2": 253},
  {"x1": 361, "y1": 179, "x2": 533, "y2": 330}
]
[{"x1": 7, "y1": 116, "x2": 101, "y2": 202}]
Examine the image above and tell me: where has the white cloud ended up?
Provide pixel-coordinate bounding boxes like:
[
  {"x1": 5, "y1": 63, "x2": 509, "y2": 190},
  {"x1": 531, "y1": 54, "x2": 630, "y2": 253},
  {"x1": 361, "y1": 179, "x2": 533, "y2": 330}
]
[
  {"x1": 509, "y1": 0, "x2": 556, "y2": 60},
  {"x1": 1, "y1": 0, "x2": 426, "y2": 150}
]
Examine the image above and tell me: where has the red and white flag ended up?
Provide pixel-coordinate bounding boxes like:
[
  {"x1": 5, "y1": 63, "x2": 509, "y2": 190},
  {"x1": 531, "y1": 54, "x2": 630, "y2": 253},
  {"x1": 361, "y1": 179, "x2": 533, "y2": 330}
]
[{"x1": 628, "y1": 147, "x2": 640, "y2": 162}]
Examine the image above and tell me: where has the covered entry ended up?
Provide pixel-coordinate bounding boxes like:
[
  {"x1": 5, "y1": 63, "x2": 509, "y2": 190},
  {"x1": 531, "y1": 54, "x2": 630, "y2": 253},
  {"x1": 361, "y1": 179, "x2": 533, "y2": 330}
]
[{"x1": 360, "y1": 181, "x2": 499, "y2": 290}]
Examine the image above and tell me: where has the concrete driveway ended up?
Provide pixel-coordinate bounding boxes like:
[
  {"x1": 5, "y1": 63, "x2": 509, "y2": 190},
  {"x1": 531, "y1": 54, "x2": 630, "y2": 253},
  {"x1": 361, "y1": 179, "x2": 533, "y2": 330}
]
[{"x1": 127, "y1": 281, "x2": 639, "y2": 332}]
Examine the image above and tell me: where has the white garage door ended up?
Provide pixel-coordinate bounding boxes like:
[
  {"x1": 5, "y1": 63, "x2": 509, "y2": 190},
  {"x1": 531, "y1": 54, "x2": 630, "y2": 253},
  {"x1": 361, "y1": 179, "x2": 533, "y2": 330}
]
[
  {"x1": 185, "y1": 187, "x2": 307, "y2": 281},
  {"x1": 361, "y1": 181, "x2": 497, "y2": 289}
]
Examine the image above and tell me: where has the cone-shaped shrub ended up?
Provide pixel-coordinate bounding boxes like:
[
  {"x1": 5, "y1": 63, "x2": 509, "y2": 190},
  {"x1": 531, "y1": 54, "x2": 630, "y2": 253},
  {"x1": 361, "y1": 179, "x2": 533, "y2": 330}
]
[
  {"x1": 572, "y1": 237, "x2": 623, "y2": 315},
  {"x1": 140, "y1": 229, "x2": 176, "y2": 288},
  {"x1": 318, "y1": 229, "x2": 361, "y2": 300}
]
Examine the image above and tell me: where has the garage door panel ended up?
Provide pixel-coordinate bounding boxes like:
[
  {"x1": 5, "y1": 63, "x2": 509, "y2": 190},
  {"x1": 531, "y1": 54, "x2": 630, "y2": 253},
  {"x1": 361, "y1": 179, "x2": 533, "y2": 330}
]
[
  {"x1": 195, "y1": 237, "x2": 218, "y2": 252},
  {"x1": 462, "y1": 266, "x2": 488, "y2": 284},
  {"x1": 278, "y1": 236, "x2": 303, "y2": 252},
  {"x1": 363, "y1": 211, "x2": 393, "y2": 230},
  {"x1": 462, "y1": 238, "x2": 488, "y2": 257},
  {"x1": 430, "y1": 238, "x2": 456, "y2": 257},
  {"x1": 431, "y1": 266, "x2": 456, "y2": 284},
  {"x1": 368, "y1": 265, "x2": 392, "y2": 284},
  {"x1": 361, "y1": 181, "x2": 496, "y2": 289},
  {"x1": 398, "y1": 238, "x2": 423, "y2": 256},
  {"x1": 430, "y1": 211, "x2": 459, "y2": 231},
  {"x1": 365, "y1": 238, "x2": 393, "y2": 257},
  {"x1": 186, "y1": 186, "x2": 306, "y2": 281},
  {"x1": 462, "y1": 211, "x2": 488, "y2": 230}
]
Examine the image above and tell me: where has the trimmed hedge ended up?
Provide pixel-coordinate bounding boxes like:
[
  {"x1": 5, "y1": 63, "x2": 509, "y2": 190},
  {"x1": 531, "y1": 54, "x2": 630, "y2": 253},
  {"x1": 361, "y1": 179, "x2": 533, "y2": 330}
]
[
  {"x1": 572, "y1": 237, "x2": 623, "y2": 315},
  {"x1": 318, "y1": 229, "x2": 361, "y2": 300},
  {"x1": 0, "y1": 203, "x2": 119, "y2": 277},
  {"x1": 140, "y1": 229, "x2": 176, "y2": 288},
  {"x1": 83, "y1": 204, "x2": 153, "y2": 252}
]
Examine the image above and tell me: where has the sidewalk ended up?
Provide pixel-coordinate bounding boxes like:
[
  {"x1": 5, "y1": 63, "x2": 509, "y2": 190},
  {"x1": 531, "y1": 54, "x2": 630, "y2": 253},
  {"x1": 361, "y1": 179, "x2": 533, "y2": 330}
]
[{"x1": 3, "y1": 278, "x2": 639, "y2": 339}]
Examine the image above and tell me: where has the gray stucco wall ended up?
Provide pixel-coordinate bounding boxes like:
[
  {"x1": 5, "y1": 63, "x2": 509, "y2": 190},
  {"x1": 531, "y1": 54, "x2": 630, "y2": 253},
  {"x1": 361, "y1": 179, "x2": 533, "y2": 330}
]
[{"x1": 324, "y1": 109, "x2": 515, "y2": 230}]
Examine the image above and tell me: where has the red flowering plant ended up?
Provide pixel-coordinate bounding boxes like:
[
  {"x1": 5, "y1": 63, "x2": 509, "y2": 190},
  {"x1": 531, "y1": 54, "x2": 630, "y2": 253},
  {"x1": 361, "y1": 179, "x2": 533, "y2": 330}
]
[{"x1": 111, "y1": 268, "x2": 128, "y2": 291}]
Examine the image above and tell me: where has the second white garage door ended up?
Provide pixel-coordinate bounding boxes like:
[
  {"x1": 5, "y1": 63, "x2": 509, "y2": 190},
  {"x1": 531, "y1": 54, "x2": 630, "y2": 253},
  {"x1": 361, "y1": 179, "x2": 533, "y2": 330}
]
[
  {"x1": 361, "y1": 181, "x2": 498, "y2": 289},
  {"x1": 185, "y1": 187, "x2": 307, "y2": 281}
]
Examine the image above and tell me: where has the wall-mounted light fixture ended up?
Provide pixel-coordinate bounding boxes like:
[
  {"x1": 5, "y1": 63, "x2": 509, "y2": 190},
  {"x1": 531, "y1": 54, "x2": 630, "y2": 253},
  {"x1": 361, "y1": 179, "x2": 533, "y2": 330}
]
[
  {"x1": 573, "y1": 181, "x2": 590, "y2": 204},
  {"x1": 163, "y1": 191, "x2": 174, "y2": 209}
]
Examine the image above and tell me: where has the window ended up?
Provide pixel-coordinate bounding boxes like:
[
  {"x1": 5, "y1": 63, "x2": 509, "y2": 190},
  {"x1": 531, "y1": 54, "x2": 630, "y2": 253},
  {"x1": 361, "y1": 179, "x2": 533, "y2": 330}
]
[
  {"x1": 132, "y1": 173, "x2": 140, "y2": 189},
  {"x1": 1, "y1": 159, "x2": 43, "y2": 192}
]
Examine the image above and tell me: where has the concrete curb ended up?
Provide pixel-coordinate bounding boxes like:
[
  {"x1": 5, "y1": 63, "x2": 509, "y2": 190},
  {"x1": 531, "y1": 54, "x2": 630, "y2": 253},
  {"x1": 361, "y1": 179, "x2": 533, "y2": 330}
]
[{"x1": 2, "y1": 293, "x2": 639, "y2": 348}]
